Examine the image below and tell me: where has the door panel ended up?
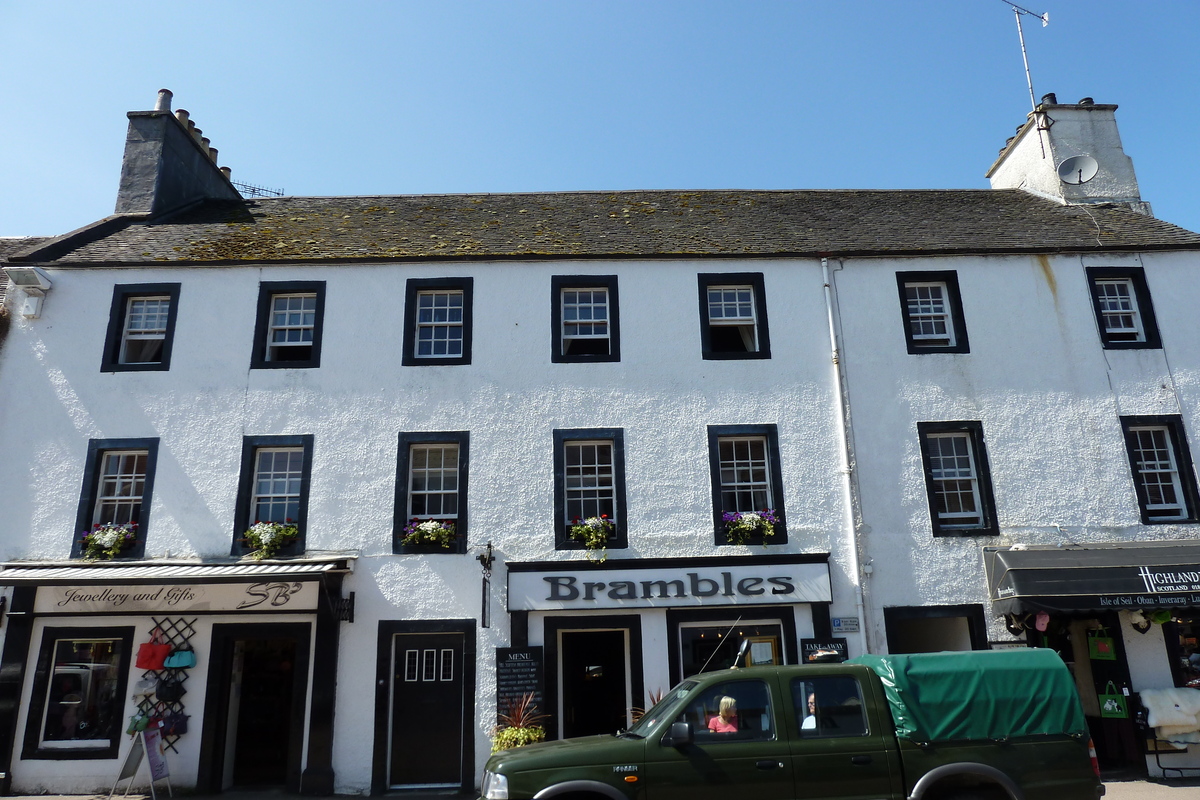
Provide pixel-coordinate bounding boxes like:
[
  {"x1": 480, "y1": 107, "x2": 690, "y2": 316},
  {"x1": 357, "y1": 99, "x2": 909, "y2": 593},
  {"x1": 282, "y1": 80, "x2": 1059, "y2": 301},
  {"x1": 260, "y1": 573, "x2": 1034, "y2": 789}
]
[
  {"x1": 644, "y1": 677, "x2": 794, "y2": 800},
  {"x1": 389, "y1": 632, "x2": 465, "y2": 788}
]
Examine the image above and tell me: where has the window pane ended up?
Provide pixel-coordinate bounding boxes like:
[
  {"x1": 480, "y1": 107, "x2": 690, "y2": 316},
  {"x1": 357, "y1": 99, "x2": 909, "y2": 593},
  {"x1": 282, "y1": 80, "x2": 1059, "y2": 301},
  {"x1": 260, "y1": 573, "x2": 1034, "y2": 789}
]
[
  {"x1": 409, "y1": 444, "x2": 460, "y2": 519},
  {"x1": 562, "y1": 288, "x2": 610, "y2": 356},
  {"x1": 1129, "y1": 426, "x2": 1186, "y2": 520},
  {"x1": 905, "y1": 282, "x2": 955, "y2": 346},
  {"x1": 93, "y1": 451, "x2": 148, "y2": 525},
  {"x1": 564, "y1": 441, "x2": 615, "y2": 522},
  {"x1": 252, "y1": 447, "x2": 303, "y2": 523},
  {"x1": 1095, "y1": 279, "x2": 1145, "y2": 342},
  {"x1": 925, "y1": 432, "x2": 982, "y2": 526},
  {"x1": 41, "y1": 638, "x2": 123, "y2": 746},
  {"x1": 718, "y1": 436, "x2": 772, "y2": 512},
  {"x1": 266, "y1": 293, "x2": 317, "y2": 361},
  {"x1": 415, "y1": 291, "x2": 465, "y2": 358},
  {"x1": 120, "y1": 297, "x2": 170, "y2": 364},
  {"x1": 707, "y1": 285, "x2": 758, "y2": 353}
]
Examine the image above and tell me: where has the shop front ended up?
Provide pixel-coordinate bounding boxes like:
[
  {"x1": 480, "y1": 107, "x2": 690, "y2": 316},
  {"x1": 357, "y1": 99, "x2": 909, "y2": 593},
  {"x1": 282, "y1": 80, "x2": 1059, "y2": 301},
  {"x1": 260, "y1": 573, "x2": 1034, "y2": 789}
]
[
  {"x1": 986, "y1": 542, "x2": 1200, "y2": 777},
  {"x1": 0, "y1": 559, "x2": 352, "y2": 796},
  {"x1": 506, "y1": 553, "x2": 834, "y2": 740}
]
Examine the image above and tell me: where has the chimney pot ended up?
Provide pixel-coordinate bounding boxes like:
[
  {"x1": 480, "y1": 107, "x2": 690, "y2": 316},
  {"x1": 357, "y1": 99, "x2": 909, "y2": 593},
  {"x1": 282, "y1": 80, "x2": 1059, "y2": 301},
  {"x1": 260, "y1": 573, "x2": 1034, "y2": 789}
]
[
  {"x1": 192, "y1": 127, "x2": 203, "y2": 144},
  {"x1": 1040, "y1": 92, "x2": 1057, "y2": 106},
  {"x1": 220, "y1": 166, "x2": 232, "y2": 179},
  {"x1": 174, "y1": 109, "x2": 190, "y2": 126},
  {"x1": 201, "y1": 137, "x2": 211, "y2": 153},
  {"x1": 155, "y1": 89, "x2": 173, "y2": 112},
  {"x1": 1078, "y1": 97, "x2": 1094, "y2": 106},
  {"x1": 208, "y1": 146, "x2": 218, "y2": 162}
]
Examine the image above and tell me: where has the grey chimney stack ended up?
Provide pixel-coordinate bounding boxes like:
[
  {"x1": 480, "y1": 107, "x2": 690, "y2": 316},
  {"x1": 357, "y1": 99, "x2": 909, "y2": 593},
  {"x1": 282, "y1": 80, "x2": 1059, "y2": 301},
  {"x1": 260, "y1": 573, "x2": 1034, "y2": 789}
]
[{"x1": 114, "y1": 89, "x2": 241, "y2": 216}]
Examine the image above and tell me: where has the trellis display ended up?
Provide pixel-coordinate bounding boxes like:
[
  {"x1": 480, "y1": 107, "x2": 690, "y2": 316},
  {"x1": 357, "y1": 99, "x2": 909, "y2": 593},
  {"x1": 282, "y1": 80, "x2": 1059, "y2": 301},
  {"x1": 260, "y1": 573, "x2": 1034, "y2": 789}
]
[{"x1": 133, "y1": 617, "x2": 197, "y2": 754}]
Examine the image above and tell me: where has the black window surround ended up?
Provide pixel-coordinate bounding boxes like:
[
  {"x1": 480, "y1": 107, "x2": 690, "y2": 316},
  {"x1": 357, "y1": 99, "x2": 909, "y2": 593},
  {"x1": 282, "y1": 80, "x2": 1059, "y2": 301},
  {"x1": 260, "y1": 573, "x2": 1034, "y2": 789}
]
[
  {"x1": 551, "y1": 275, "x2": 621, "y2": 364},
  {"x1": 231, "y1": 434, "x2": 314, "y2": 557},
  {"x1": 706, "y1": 424, "x2": 788, "y2": 546},
  {"x1": 916, "y1": 420, "x2": 998, "y2": 536},
  {"x1": 402, "y1": 277, "x2": 474, "y2": 366},
  {"x1": 1086, "y1": 266, "x2": 1162, "y2": 350},
  {"x1": 393, "y1": 431, "x2": 470, "y2": 554},
  {"x1": 72, "y1": 438, "x2": 159, "y2": 559},
  {"x1": 896, "y1": 270, "x2": 970, "y2": 354},
  {"x1": 100, "y1": 283, "x2": 182, "y2": 372},
  {"x1": 1120, "y1": 415, "x2": 1200, "y2": 525},
  {"x1": 553, "y1": 428, "x2": 629, "y2": 551},
  {"x1": 22, "y1": 625, "x2": 134, "y2": 760},
  {"x1": 697, "y1": 272, "x2": 771, "y2": 360},
  {"x1": 250, "y1": 281, "x2": 326, "y2": 370}
]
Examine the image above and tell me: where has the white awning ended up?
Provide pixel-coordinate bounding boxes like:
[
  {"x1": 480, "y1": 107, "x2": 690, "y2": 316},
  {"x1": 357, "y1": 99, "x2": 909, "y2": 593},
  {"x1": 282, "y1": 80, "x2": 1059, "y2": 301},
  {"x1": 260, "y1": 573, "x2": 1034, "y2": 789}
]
[{"x1": 0, "y1": 557, "x2": 353, "y2": 585}]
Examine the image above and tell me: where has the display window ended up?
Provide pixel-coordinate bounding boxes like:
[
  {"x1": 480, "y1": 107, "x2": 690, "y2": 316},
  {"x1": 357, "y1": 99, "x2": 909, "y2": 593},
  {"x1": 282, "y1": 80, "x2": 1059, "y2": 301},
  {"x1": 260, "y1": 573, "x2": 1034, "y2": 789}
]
[
  {"x1": 1165, "y1": 618, "x2": 1200, "y2": 688},
  {"x1": 23, "y1": 626, "x2": 134, "y2": 759},
  {"x1": 678, "y1": 620, "x2": 784, "y2": 677}
]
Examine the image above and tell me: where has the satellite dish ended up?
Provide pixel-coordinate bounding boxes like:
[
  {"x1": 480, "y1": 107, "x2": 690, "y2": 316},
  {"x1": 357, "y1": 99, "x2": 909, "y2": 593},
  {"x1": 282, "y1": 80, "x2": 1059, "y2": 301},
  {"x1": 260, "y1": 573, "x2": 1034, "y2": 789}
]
[{"x1": 1057, "y1": 155, "x2": 1099, "y2": 185}]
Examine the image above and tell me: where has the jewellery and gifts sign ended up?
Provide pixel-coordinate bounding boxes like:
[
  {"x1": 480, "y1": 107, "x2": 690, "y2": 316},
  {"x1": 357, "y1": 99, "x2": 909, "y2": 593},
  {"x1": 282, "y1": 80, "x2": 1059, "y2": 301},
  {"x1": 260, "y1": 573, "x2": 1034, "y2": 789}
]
[
  {"x1": 508, "y1": 560, "x2": 831, "y2": 611},
  {"x1": 35, "y1": 581, "x2": 319, "y2": 614}
]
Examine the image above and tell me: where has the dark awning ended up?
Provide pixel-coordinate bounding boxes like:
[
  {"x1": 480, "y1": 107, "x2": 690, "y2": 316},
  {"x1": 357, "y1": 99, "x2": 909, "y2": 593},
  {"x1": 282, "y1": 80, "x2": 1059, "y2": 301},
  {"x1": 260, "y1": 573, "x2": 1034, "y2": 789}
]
[{"x1": 985, "y1": 542, "x2": 1200, "y2": 614}]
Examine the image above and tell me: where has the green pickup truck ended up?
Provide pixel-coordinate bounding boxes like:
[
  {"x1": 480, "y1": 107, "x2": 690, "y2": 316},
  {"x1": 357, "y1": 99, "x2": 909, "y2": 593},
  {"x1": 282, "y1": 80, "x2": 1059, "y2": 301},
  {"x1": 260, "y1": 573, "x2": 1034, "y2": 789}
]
[{"x1": 479, "y1": 649, "x2": 1103, "y2": 800}]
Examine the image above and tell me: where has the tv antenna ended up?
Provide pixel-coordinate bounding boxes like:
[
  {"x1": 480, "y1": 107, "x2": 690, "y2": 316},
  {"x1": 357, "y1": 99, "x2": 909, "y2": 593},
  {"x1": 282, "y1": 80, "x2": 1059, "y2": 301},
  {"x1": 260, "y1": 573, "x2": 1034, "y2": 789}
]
[{"x1": 1002, "y1": 2, "x2": 1049, "y2": 111}]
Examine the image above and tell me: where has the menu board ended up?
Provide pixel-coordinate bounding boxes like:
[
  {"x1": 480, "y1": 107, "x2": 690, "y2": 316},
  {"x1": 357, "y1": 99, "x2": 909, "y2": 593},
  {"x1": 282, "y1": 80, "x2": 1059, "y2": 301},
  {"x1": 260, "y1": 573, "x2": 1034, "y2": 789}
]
[{"x1": 496, "y1": 646, "x2": 544, "y2": 719}]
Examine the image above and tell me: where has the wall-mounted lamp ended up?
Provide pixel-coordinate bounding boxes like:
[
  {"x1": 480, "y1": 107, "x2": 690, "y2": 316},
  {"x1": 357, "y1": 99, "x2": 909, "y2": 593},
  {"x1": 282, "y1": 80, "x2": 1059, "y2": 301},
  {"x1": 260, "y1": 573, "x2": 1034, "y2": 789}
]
[{"x1": 3, "y1": 267, "x2": 53, "y2": 319}]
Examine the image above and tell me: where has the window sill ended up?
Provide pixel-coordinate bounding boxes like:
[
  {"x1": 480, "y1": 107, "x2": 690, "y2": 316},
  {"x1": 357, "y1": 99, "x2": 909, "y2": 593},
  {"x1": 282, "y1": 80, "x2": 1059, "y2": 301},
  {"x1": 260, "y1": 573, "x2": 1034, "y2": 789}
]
[{"x1": 396, "y1": 541, "x2": 465, "y2": 555}]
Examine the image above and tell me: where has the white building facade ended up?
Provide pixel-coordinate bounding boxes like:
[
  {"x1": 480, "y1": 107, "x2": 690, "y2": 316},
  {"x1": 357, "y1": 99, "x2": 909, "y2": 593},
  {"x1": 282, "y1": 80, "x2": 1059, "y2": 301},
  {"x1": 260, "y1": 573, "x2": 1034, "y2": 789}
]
[{"x1": 2, "y1": 91, "x2": 1200, "y2": 794}]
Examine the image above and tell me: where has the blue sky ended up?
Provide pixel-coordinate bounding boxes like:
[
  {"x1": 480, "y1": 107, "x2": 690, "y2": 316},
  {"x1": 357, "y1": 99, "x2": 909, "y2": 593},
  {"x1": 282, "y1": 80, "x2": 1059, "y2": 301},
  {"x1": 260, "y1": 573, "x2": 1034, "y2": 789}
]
[{"x1": 2, "y1": 1, "x2": 1198, "y2": 237}]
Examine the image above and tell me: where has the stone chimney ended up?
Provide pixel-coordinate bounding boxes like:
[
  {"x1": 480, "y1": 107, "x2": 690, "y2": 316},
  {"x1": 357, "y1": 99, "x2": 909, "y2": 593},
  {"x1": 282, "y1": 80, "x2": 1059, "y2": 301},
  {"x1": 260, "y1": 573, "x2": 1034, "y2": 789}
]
[
  {"x1": 115, "y1": 89, "x2": 242, "y2": 216},
  {"x1": 986, "y1": 95, "x2": 1151, "y2": 216}
]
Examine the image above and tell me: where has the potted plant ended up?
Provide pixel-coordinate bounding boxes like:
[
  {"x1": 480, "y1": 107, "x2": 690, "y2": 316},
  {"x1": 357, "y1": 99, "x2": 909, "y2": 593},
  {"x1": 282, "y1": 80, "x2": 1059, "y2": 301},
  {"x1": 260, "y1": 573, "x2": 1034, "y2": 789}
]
[
  {"x1": 491, "y1": 692, "x2": 549, "y2": 753},
  {"x1": 242, "y1": 520, "x2": 299, "y2": 560},
  {"x1": 723, "y1": 509, "x2": 778, "y2": 545},
  {"x1": 401, "y1": 518, "x2": 457, "y2": 549},
  {"x1": 569, "y1": 515, "x2": 614, "y2": 562},
  {"x1": 80, "y1": 521, "x2": 137, "y2": 561}
]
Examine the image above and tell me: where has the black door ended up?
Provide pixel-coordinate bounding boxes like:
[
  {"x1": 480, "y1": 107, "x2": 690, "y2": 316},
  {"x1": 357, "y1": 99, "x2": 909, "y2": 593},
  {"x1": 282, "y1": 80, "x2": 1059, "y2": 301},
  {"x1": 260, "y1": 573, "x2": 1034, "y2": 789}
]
[
  {"x1": 389, "y1": 632, "x2": 466, "y2": 788},
  {"x1": 197, "y1": 623, "x2": 310, "y2": 794},
  {"x1": 561, "y1": 629, "x2": 628, "y2": 738}
]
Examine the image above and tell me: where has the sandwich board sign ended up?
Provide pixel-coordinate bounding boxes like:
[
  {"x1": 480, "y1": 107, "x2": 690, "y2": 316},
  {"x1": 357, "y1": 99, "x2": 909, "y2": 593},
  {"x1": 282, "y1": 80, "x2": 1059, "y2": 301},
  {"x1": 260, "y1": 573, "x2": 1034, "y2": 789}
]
[{"x1": 110, "y1": 725, "x2": 172, "y2": 800}]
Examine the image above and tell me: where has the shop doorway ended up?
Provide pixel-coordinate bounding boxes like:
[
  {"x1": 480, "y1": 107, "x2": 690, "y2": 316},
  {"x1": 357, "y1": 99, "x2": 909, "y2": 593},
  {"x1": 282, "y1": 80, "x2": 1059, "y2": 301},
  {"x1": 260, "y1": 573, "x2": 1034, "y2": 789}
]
[
  {"x1": 387, "y1": 632, "x2": 466, "y2": 789},
  {"x1": 884, "y1": 605, "x2": 988, "y2": 653},
  {"x1": 197, "y1": 623, "x2": 310, "y2": 793},
  {"x1": 544, "y1": 615, "x2": 643, "y2": 741},
  {"x1": 560, "y1": 629, "x2": 629, "y2": 738}
]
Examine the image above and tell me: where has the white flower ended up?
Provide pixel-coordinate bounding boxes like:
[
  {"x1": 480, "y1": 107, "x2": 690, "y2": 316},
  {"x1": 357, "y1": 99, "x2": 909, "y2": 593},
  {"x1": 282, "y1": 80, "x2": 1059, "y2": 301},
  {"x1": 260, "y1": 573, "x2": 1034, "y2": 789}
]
[
  {"x1": 741, "y1": 512, "x2": 761, "y2": 527},
  {"x1": 417, "y1": 521, "x2": 443, "y2": 535},
  {"x1": 95, "y1": 529, "x2": 120, "y2": 547}
]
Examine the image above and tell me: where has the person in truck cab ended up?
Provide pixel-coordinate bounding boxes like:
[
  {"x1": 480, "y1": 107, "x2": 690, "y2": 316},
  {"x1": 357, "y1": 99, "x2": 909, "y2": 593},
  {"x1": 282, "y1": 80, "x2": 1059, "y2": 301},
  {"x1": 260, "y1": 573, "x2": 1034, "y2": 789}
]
[{"x1": 707, "y1": 696, "x2": 738, "y2": 733}]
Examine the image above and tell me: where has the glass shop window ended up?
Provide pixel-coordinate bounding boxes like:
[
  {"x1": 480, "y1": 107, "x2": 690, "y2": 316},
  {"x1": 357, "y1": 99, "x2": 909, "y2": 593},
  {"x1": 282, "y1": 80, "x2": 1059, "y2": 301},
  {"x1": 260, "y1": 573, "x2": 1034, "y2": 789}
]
[
  {"x1": 1167, "y1": 618, "x2": 1200, "y2": 688},
  {"x1": 678, "y1": 621, "x2": 783, "y2": 677},
  {"x1": 40, "y1": 638, "x2": 124, "y2": 748}
]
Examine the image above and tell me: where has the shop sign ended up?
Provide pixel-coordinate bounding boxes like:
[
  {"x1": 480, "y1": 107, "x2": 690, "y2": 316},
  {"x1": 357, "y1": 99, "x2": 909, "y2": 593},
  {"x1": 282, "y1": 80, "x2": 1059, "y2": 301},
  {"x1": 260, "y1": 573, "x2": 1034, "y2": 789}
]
[
  {"x1": 34, "y1": 581, "x2": 319, "y2": 615},
  {"x1": 801, "y1": 638, "x2": 848, "y2": 663},
  {"x1": 508, "y1": 561, "x2": 831, "y2": 611}
]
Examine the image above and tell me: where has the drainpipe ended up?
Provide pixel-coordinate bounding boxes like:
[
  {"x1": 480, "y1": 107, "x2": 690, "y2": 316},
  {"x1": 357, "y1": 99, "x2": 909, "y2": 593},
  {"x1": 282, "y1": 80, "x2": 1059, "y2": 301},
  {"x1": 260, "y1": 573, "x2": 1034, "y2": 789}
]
[{"x1": 822, "y1": 257, "x2": 871, "y2": 656}]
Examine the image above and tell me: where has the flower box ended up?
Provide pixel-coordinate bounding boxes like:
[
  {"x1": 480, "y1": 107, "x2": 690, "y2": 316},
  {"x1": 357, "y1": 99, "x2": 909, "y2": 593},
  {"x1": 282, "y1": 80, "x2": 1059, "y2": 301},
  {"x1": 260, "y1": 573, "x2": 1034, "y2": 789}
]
[
  {"x1": 80, "y1": 522, "x2": 138, "y2": 561},
  {"x1": 723, "y1": 509, "x2": 778, "y2": 545},
  {"x1": 242, "y1": 521, "x2": 299, "y2": 560},
  {"x1": 398, "y1": 519, "x2": 460, "y2": 553},
  {"x1": 569, "y1": 515, "x2": 614, "y2": 562}
]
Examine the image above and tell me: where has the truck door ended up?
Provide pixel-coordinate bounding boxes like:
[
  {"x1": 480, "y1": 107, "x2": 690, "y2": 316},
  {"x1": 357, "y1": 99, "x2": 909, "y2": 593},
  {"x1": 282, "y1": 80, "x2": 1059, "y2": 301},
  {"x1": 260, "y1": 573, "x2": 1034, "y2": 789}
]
[
  {"x1": 787, "y1": 673, "x2": 900, "y2": 800},
  {"x1": 644, "y1": 677, "x2": 793, "y2": 800}
]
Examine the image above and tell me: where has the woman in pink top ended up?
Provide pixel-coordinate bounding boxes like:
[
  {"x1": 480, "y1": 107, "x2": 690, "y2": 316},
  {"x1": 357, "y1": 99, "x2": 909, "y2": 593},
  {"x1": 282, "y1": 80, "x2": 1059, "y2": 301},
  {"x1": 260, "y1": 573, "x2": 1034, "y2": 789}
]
[{"x1": 707, "y1": 696, "x2": 738, "y2": 733}]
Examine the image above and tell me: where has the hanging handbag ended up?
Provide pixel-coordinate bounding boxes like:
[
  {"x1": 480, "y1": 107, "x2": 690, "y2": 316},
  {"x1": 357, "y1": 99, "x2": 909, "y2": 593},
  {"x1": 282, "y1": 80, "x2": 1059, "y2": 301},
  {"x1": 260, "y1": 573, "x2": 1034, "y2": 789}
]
[
  {"x1": 126, "y1": 713, "x2": 150, "y2": 735},
  {"x1": 1099, "y1": 681, "x2": 1129, "y2": 719},
  {"x1": 135, "y1": 628, "x2": 171, "y2": 671},
  {"x1": 163, "y1": 646, "x2": 196, "y2": 669},
  {"x1": 1087, "y1": 629, "x2": 1117, "y2": 661},
  {"x1": 155, "y1": 675, "x2": 185, "y2": 703},
  {"x1": 160, "y1": 710, "x2": 189, "y2": 736}
]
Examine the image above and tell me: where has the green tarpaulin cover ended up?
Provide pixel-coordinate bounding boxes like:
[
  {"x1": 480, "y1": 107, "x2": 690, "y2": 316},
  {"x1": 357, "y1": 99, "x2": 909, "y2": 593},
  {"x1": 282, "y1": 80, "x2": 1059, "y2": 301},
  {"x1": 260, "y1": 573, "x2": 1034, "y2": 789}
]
[{"x1": 848, "y1": 649, "x2": 1089, "y2": 742}]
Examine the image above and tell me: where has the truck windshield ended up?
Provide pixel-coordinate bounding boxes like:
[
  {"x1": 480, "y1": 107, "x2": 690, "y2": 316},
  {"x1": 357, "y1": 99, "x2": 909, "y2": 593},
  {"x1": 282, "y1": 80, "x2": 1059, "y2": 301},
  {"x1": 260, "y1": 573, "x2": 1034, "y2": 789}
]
[{"x1": 625, "y1": 681, "x2": 698, "y2": 736}]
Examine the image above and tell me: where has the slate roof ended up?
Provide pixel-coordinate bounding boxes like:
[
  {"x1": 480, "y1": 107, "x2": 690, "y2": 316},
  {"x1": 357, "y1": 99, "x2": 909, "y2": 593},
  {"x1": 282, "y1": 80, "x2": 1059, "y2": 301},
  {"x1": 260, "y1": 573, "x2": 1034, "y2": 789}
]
[{"x1": 10, "y1": 190, "x2": 1200, "y2": 266}]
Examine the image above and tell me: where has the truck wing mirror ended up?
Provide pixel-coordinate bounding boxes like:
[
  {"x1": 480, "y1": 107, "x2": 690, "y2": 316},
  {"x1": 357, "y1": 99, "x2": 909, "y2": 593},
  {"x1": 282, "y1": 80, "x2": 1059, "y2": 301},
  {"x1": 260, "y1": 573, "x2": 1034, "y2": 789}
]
[{"x1": 662, "y1": 721, "x2": 693, "y2": 748}]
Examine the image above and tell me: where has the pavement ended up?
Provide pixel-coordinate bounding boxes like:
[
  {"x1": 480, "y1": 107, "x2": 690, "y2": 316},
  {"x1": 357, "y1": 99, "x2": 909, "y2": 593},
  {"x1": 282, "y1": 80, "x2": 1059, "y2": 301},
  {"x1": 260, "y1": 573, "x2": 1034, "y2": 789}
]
[{"x1": 8, "y1": 779, "x2": 1200, "y2": 800}]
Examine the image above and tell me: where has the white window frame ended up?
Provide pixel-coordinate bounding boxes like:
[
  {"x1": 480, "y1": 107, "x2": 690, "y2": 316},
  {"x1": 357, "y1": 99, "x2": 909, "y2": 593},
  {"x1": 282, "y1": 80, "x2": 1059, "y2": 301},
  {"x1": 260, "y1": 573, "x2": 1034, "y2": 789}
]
[
  {"x1": 717, "y1": 436, "x2": 772, "y2": 513},
  {"x1": 119, "y1": 296, "x2": 171, "y2": 364},
  {"x1": 563, "y1": 440, "x2": 616, "y2": 523},
  {"x1": 251, "y1": 447, "x2": 304, "y2": 524},
  {"x1": 924, "y1": 432, "x2": 983, "y2": 527},
  {"x1": 266, "y1": 293, "x2": 317, "y2": 362},
  {"x1": 561, "y1": 288, "x2": 610, "y2": 356},
  {"x1": 706, "y1": 285, "x2": 759, "y2": 352},
  {"x1": 904, "y1": 281, "x2": 956, "y2": 347},
  {"x1": 1093, "y1": 278, "x2": 1145, "y2": 343},
  {"x1": 1127, "y1": 425, "x2": 1187, "y2": 521},
  {"x1": 415, "y1": 290, "x2": 465, "y2": 358},
  {"x1": 92, "y1": 450, "x2": 148, "y2": 526},
  {"x1": 408, "y1": 443, "x2": 460, "y2": 519}
]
